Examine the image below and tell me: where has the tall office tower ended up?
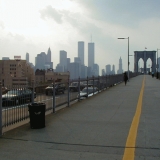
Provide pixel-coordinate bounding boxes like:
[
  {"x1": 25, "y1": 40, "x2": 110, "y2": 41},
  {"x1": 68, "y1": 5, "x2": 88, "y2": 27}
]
[
  {"x1": 81, "y1": 65, "x2": 87, "y2": 78},
  {"x1": 88, "y1": 42, "x2": 94, "y2": 69},
  {"x1": 55, "y1": 64, "x2": 63, "y2": 72},
  {"x1": 102, "y1": 69, "x2": 105, "y2": 76},
  {"x1": 117, "y1": 57, "x2": 123, "y2": 74},
  {"x1": 60, "y1": 50, "x2": 67, "y2": 72},
  {"x1": 112, "y1": 65, "x2": 115, "y2": 74},
  {"x1": 46, "y1": 47, "x2": 51, "y2": 63},
  {"x1": 93, "y1": 63, "x2": 99, "y2": 76},
  {"x1": 78, "y1": 41, "x2": 84, "y2": 65},
  {"x1": 26, "y1": 53, "x2": 29, "y2": 63},
  {"x1": 74, "y1": 57, "x2": 81, "y2": 64},
  {"x1": 106, "y1": 64, "x2": 111, "y2": 75},
  {"x1": 35, "y1": 52, "x2": 46, "y2": 70},
  {"x1": 46, "y1": 47, "x2": 53, "y2": 68},
  {"x1": 66, "y1": 58, "x2": 70, "y2": 72},
  {"x1": 68, "y1": 62, "x2": 81, "y2": 79}
]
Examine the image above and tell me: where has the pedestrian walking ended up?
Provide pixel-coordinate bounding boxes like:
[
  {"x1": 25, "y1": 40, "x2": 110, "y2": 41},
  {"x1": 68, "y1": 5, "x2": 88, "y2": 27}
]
[{"x1": 124, "y1": 72, "x2": 128, "y2": 85}]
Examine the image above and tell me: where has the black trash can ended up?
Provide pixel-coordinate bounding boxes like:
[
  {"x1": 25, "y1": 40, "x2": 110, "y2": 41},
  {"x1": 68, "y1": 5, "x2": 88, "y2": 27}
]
[{"x1": 28, "y1": 103, "x2": 46, "y2": 129}]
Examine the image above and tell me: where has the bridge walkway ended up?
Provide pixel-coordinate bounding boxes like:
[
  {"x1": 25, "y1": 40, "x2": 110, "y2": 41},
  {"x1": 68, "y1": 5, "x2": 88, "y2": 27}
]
[{"x1": 0, "y1": 75, "x2": 160, "y2": 160}]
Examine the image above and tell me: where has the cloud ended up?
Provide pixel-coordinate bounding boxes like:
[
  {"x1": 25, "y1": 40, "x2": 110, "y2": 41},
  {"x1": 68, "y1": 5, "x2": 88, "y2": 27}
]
[
  {"x1": 0, "y1": 21, "x2": 5, "y2": 29},
  {"x1": 39, "y1": 5, "x2": 63, "y2": 24},
  {"x1": 7, "y1": 32, "x2": 25, "y2": 41},
  {"x1": 74, "y1": 0, "x2": 160, "y2": 27}
]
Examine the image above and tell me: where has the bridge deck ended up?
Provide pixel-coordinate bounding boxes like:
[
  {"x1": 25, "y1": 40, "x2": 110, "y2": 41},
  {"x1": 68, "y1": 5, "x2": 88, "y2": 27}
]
[{"x1": 0, "y1": 75, "x2": 160, "y2": 160}]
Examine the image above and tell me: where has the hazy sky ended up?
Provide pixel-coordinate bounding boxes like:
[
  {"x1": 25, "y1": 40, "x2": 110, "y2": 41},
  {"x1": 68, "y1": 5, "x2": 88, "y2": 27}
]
[{"x1": 1, "y1": 0, "x2": 160, "y2": 72}]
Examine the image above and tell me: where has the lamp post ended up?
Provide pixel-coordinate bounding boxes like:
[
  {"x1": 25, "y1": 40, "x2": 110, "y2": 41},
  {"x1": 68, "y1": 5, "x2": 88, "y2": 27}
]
[
  {"x1": 118, "y1": 37, "x2": 129, "y2": 81},
  {"x1": 156, "y1": 48, "x2": 160, "y2": 79}
]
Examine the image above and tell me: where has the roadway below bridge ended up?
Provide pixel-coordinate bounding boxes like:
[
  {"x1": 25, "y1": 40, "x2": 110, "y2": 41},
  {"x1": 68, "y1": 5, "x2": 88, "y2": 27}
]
[{"x1": 0, "y1": 75, "x2": 160, "y2": 160}]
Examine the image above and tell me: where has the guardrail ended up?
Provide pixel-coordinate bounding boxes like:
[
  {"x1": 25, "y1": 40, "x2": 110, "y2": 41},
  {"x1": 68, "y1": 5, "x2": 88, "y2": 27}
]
[{"x1": 0, "y1": 73, "x2": 138, "y2": 135}]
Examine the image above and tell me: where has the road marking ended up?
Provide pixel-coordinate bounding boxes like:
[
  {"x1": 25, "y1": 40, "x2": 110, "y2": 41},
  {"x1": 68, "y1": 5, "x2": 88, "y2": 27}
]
[{"x1": 122, "y1": 76, "x2": 145, "y2": 160}]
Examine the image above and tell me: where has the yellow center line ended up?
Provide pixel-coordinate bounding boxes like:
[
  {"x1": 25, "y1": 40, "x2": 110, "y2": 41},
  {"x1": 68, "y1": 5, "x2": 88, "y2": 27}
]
[{"x1": 122, "y1": 76, "x2": 145, "y2": 160}]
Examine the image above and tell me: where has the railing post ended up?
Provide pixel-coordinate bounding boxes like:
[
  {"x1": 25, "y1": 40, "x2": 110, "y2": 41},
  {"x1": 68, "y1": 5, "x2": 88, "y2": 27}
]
[
  {"x1": 106, "y1": 75, "x2": 107, "y2": 89},
  {"x1": 93, "y1": 76, "x2": 95, "y2": 95},
  {"x1": 32, "y1": 79, "x2": 35, "y2": 104},
  {"x1": 98, "y1": 76, "x2": 100, "y2": 93},
  {"x1": 67, "y1": 75, "x2": 70, "y2": 107},
  {"x1": 53, "y1": 80, "x2": 55, "y2": 113},
  {"x1": 87, "y1": 76, "x2": 88, "y2": 98},
  {"x1": 0, "y1": 81, "x2": 2, "y2": 136},
  {"x1": 78, "y1": 77, "x2": 80, "y2": 101}
]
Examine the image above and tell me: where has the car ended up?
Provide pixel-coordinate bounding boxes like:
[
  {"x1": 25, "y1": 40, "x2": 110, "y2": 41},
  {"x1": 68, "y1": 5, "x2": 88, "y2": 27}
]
[
  {"x1": 77, "y1": 87, "x2": 98, "y2": 99},
  {"x1": 69, "y1": 82, "x2": 85, "y2": 92},
  {"x1": 45, "y1": 83, "x2": 66, "y2": 95},
  {"x1": 83, "y1": 80, "x2": 104, "y2": 90},
  {"x1": 2, "y1": 87, "x2": 9, "y2": 95},
  {"x1": 2, "y1": 88, "x2": 36, "y2": 106}
]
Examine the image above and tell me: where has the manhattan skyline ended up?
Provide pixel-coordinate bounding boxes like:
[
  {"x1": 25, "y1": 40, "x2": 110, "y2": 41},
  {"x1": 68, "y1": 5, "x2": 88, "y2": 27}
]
[{"x1": 0, "y1": 0, "x2": 159, "y2": 71}]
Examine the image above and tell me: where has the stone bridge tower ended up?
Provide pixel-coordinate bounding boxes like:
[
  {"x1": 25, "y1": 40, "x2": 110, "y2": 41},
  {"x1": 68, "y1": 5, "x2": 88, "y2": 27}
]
[{"x1": 134, "y1": 51, "x2": 156, "y2": 74}]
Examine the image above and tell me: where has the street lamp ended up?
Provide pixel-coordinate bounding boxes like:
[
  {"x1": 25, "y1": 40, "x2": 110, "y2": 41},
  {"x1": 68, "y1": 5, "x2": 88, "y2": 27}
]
[
  {"x1": 118, "y1": 37, "x2": 129, "y2": 81},
  {"x1": 157, "y1": 48, "x2": 160, "y2": 79}
]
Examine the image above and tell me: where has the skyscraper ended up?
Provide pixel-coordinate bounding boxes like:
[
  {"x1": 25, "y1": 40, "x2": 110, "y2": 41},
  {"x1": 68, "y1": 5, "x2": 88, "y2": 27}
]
[
  {"x1": 88, "y1": 42, "x2": 94, "y2": 69},
  {"x1": 117, "y1": 57, "x2": 123, "y2": 74},
  {"x1": 26, "y1": 53, "x2": 29, "y2": 63},
  {"x1": 60, "y1": 50, "x2": 67, "y2": 72},
  {"x1": 74, "y1": 57, "x2": 81, "y2": 64},
  {"x1": 46, "y1": 47, "x2": 51, "y2": 63},
  {"x1": 93, "y1": 63, "x2": 99, "y2": 76},
  {"x1": 35, "y1": 52, "x2": 46, "y2": 70},
  {"x1": 46, "y1": 47, "x2": 53, "y2": 68},
  {"x1": 78, "y1": 41, "x2": 84, "y2": 65},
  {"x1": 106, "y1": 64, "x2": 111, "y2": 75},
  {"x1": 112, "y1": 65, "x2": 115, "y2": 74},
  {"x1": 68, "y1": 62, "x2": 81, "y2": 79}
]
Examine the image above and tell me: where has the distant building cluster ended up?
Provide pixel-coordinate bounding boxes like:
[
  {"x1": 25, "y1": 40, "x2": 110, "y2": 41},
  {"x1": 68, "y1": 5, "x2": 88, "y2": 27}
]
[
  {"x1": 54, "y1": 41, "x2": 99, "y2": 79},
  {"x1": 35, "y1": 48, "x2": 53, "y2": 70},
  {"x1": 0, "y1": 41, "x2": 124, "y2": 86}
]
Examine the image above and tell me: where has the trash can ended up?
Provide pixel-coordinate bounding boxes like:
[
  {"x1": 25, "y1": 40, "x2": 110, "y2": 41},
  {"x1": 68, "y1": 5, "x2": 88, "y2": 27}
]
[{"x1": 28, "y1": 103, "x2": 46, "y2": 129}]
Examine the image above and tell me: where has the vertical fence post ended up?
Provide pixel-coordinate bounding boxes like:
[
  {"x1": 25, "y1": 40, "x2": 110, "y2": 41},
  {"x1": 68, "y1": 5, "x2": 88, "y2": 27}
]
[
  {"x1": 105, "y1": 75, "x2": 107, "y2": 89},
  {"x1": 87, "y1": 76, "x2": 88, "y2": 98},
  {"x1": 53, "y1": 80, "x2": 55, "y2": 113},
  {"x1": 98, "y1": 76, "x2": 100, "y2": 93},
  {"x1": 32, "y1": 79, "x2": 35, "y2": 104},
  {"x1": 67, "y1": 75, "x2": 70, "y2": 107},
  {"x1": 0, "y1": 81, "x2": 2, "y2": 136},
  {"x1": 93, "y1": 76, "x2": 95, "y2": 95},
  {"x1": 78, "y1": 77, "x2": 80, "y2": 101}
]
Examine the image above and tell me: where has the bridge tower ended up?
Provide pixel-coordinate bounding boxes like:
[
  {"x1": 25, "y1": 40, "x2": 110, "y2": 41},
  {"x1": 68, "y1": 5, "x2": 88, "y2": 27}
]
[{"x1": 134, "y1": 51, "x2": 156, "y2": 74}]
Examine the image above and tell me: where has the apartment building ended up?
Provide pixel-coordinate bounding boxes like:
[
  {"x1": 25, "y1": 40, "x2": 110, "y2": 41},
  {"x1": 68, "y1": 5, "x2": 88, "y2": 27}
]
[{"x1": 0, "y1": 59, "x2": 34, "y2": 87}]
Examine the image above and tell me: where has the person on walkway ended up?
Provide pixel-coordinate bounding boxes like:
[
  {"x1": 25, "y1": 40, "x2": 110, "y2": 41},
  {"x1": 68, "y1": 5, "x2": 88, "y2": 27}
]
[
  {"x1": 152, "y1": 71, "x2": 154, "y2": 78},
  {"x1": 123, "y1": 72, "x2": 128, "y2": 85}
]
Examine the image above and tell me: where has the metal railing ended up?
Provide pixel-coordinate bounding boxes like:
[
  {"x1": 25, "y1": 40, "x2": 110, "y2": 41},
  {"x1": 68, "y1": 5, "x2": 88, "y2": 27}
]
[{"x1": 0, "y1": 73, "x2": 138, "y2": 135}]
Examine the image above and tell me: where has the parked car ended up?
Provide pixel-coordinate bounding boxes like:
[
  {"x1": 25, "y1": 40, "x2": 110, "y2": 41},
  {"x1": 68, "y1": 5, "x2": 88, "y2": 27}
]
[
  {"x1": 69, "y1": 82, "x2": 85, "y2": 92},
  {"x1": 45, "y1": 83, "x2": 66, "y2": 95},
  {"x1": 77, "y1": 87, "x2": 98, "y2": 99},
  {"x1": 83, "y1": 80, "x2": 104, "y2": 90},
  {"x1": 2, "y1": 88, "x2": 36, "y2": 106},
  {"x1": 2, "y1": 87, "x2": 9, "y2": 95}
]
